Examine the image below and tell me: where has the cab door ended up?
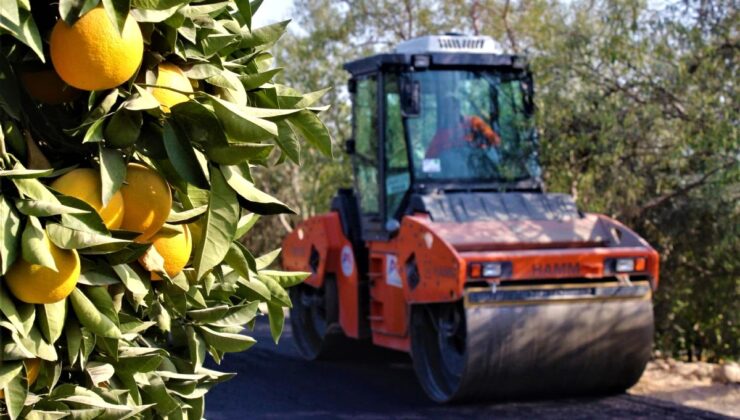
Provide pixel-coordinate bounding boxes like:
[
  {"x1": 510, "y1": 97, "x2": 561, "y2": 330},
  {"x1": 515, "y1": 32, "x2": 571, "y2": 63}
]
[{"x1": 351, "y1": 75, "x2": 384, "y2": 240}]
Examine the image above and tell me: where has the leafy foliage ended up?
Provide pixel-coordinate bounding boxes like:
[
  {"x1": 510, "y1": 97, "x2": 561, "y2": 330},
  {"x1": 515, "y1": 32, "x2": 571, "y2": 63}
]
[{"x1": 0, "y1": 0, "x2": 326, "y2": 416}]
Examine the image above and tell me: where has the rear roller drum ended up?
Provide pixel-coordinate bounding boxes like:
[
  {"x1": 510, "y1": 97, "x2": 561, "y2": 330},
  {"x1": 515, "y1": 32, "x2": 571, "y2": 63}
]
[
  {"x1": 410, "y1": 292, "x2": 654, "y2": 402},
  {"x1": 289, "y1": 277, "x2": 342, "y2": 360}
]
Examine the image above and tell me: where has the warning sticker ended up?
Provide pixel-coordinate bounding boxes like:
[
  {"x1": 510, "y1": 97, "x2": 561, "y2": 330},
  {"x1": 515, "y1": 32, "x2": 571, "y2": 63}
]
[
  {"x1": 422, "y1": 158, "x2": 441, "y2": 173},
  {"x1": 340, "y1": 245, "x2": 354, "y2": 277},
  {"x1": 386, "y1": 255, "x2": 403, "y2": 288}
]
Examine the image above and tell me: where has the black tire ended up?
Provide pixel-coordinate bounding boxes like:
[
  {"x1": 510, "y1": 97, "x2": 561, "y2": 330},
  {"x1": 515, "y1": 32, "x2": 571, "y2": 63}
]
[
  {"x1": 410, "y1": 302, "x2": 467, "y2": 403},
  {"x1": 289, "y1": 276, "x2": 343, "y2": 360}
]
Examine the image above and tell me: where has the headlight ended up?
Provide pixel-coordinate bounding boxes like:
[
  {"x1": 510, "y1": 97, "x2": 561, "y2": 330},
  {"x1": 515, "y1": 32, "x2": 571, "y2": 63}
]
[
  {"x1": 469, "y1": 262, "x2": 507, "y2": 278},
  {"x1": 611, "y1": 257, "x2": 646, "y2": 273},
  {"x1": 482, "y1": 263, "x2": 502, "y2": 277},
  {"x1": 615, "y1": 258, "x2": 635, "y2": 272}
]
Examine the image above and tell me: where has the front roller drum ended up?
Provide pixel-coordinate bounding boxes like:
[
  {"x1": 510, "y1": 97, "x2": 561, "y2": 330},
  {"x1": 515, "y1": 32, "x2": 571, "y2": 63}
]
[{"x1": 410, "y1": 282, "x2": 654, "y2": 402}]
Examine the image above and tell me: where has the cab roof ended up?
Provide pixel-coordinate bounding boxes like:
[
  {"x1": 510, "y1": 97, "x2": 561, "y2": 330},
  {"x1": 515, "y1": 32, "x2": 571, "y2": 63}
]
[{"x1": 343, "y1": 35, "x2": 527, "y2": 77}]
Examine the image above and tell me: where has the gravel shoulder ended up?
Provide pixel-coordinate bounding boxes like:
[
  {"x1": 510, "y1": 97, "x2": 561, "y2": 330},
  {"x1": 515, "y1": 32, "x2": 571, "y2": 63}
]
[{"x1": 630, "y1": 360, "x2": 740, "y2": 418}]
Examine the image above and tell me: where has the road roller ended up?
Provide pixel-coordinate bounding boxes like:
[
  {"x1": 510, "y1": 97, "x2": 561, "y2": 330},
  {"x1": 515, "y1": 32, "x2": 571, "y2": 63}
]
[{"x1": 281, "y1": 34, "x2": 659, "y2": 402}]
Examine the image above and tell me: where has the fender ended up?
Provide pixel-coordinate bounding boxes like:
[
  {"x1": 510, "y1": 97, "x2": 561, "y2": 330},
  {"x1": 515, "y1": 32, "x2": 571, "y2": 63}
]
[
  {"x1": 396, "y1": 214, "x2": 466, "y2": 303},
  {"x1": 282, "y1": 212, "x2": 364, "y2": 337}
]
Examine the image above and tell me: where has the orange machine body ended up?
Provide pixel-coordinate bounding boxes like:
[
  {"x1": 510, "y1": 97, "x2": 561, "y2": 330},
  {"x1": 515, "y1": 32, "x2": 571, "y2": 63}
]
[{"x1": 282, "y1": 211, "x2": 660, "y2": 353}]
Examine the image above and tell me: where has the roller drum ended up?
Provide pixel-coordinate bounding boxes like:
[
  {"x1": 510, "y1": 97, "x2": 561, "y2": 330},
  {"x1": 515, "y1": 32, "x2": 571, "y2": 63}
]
[{"x1": 411, "y1": 283, "x2": 654, "y2": 402}]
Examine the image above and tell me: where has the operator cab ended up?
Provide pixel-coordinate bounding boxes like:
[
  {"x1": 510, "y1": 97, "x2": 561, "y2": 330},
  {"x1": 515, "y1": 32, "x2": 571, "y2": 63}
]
[{"x1": 343, "y1": 34, "x2": 542, "y2": 240}]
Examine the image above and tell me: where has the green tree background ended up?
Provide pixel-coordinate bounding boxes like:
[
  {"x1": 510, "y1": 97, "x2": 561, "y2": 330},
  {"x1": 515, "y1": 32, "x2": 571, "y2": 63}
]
[{"x1": 248, "y1": 0, "x2": 738, "y2": 361}]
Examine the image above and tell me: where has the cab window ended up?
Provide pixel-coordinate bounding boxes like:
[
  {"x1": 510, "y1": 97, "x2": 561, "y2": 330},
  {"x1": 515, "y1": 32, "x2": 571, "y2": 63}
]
[
  {"x1": 353, "y1": 77, "x2": 379, "y2": 213},
  {"x1": 384, "y1": 74, "x2": 410, "y2": 219}
]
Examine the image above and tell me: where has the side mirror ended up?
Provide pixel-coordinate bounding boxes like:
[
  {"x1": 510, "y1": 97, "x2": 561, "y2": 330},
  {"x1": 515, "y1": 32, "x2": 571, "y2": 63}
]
[
  {"x1": 345, "y1": 138, "x2": 355, "y2": 155},
  {"x1": 401, "y1": 78, "x2": 421, "y2": 117},
  {"x1": 385, "y1": 219, "x2": 400, "y2": 234}
]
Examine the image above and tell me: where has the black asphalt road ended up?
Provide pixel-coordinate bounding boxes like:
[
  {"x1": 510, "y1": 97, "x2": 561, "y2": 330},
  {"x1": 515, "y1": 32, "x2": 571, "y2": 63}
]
[{"x1": 205, "y1": 319, "x2": 730, "y2": 419}]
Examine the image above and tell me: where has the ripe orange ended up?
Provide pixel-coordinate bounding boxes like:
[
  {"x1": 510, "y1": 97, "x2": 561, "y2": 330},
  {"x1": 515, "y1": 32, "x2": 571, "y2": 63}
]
[
  {"x1": 4, "y1": 232, "x2": 80, "y2": 304},
  {"x1": 50, "y1": 7, "x2": 143, "y2": 91},
  {"x1": 50, "y1": 168, "x2": 125, "y2": 230},
  {"x1": 140, "y1": 224, "x2": 192, "y2": 280},
  {"x1": 151, "y1": 63, "x2": 193, "y2": 111},
  {"x1": 119, "y1": 163, "x2": 172, "y2": 242}
]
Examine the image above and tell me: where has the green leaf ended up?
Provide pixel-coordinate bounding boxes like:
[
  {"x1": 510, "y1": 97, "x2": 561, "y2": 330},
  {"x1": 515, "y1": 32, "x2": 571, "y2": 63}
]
[
  {"x1": 123, "y1": 85, "x2": 160, "y2": 110},
  {"x1": 99, "y1": 147, "x2": 126, "y2": 207},
  {"x1": 234, "y1": 212, "x2": 259, "y2": 239},
  {"x1": 0, "y1": 195, "x2": 22, "y2": 275},
  {"x1": 208, "y1": 301, "x2": 259, "y2": 327},
  {"x1": 17, "y1": 302, "x2": 36, "y2": 337},
  {"x1": 223, "y1": 241, "x2": 256, "y2": 281},
  {"x1": 198, "y1": 326, "x2": 255, "y2": 352},
  {"x1": 14, "y1": 198, "x2": 89, "y2": 217},
  {"x1": 235, "y1": 0, "x2": 252, "y2": 30},
  {"x1": 105, "y1": 109, "x2": 142, "y2": 147},
  {"x1": 56, "y1": 194, "x2": 109, "y2": 235},
  {"x1": 206, "y1": 143, "x2": 273, "y2": 165},
  {"x1": 22, "y1": 216, "x2": 57, "y2": 271},
  {"x1": 187, "y1": 306, "x2": 229, "y2": 323},
  {"x1": 85, "y1": 361, "x2": 115, "y2": 385},
  {"x1": 295, "y1": 87, "x2": 332, "y2": 108},
  {"x1": 132, "y1": 0, "x2": 188, "y2": 10},
  {"x1": 112, "y1": 264, "x2": 150, "y2": 295},
  {"x1": 69, "y1": 289, "x2": 121, "y2": 339},
  {"x1": 0, "y1": 284, "x2": 28, "y2": 335},
  {"x1": 183, "y1": 63, "x2": 221, "y2": 80},
  {"x1": 266, "y1": 302, "x2": 284, "y2": 344},
  {"x1": 236, "y1": 275, "x2": 271, "y2": 301},
  {"x1": 238, "y1": 67, "x2": 282, "y2": 91},
  {"x1": 3, "y1": 363, "x2": 27, "y2": 420},
  {"x1": 255, "y1": 249, "x2": 281, "y2": 270},
  {"x1": 275, "y1": 121, "x2": 300, "y2": 164},
  {"x1": 239, "y1": 20, "x2": 289, "y2": 48},
  {"x1": 65, "y1": 318, "x2": 82, "y2": 365},
  {"x1": 18, "y1": 326, "x2": 58, "y2": 361},
  {"x1": 170, "y1": 101, "x2": 227, "y2": 148},
  {"x1": 78, "y1": 267, "x2": 120, "y2": 286},
  {"x1": 167, "y1": 205, "x2": 207, "y2": 224},
  {"x1": 209, "y1": 96, "x2": 278, "y2": 142},
  {"x1": 59, "y1": 0, "x2": 99, "y2": 25},
  {"x1": 102, "y1": 0, "x2": 130, "y2": 35},
  {"x1": 260, "y1": 269, "x2": 309, "y2": 287},
  {"x1": 46, "y1": 223, "x2": 127, "y2": 249},
  {"x1": 83, "y1": 118, "x2": 106, "y2": 143},
  {"x1": 192, "y1": 166, "x2": 239, "y2": 280},
  {"x1": 39, "y1": 300, "x2": 67, "y2": 344},
  {"x1": 221, "y1": 164, "x2": 294, "y2": 214},
  {"x1": 13, "y1": 176, "x2": 59, "y2": 201},
  {"x1": 163, "y1": 121, "x2": 210, "y2": 189},
  {"x1": 84, "y1": 286, "x2": 119, "y2": 324},
  {"x1": 0, "y1": 6, "x2": 44, "y2": 62},
  {"x1": 141, "y1": 373, "x2": 179, "y2": 416},
  {"x1": 186, "y1": 326, "x2": 206, "y2": 370},
  {"x1": 0, "y1": 361, "x2": 24, "y2": 394},
  {"x1": 0, "y1": 167, "x2": 53, "y2": 179},
  {"x1": 256, "y1": 273, "x2": 290, "y2": 307},
  {"x1": 288, "y1": 109, "x2": 333, "y2": 157}
]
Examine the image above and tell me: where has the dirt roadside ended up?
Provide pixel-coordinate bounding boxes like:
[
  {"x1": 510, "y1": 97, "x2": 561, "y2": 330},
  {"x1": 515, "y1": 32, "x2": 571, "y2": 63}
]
[{"x1": 630, "y1": 360, "x2": 740, "y2": 418}]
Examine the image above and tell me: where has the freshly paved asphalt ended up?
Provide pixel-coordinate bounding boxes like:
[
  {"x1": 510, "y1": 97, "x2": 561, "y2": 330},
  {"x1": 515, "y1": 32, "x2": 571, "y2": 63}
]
[{"x1": 205, "y1": 319, "x2": 730, "y2": 419}]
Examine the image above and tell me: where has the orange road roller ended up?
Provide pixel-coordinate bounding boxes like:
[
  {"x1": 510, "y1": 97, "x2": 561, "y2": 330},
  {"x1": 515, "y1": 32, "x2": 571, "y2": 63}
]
[{"x1": 282, "y1": 34, "x2": 658, "y2": 402}]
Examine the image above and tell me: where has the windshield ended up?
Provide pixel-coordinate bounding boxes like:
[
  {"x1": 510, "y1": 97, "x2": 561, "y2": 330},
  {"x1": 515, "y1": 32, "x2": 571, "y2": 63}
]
[{"x1": 404, "y1": 70, "x2": 540, "y2": 183}]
